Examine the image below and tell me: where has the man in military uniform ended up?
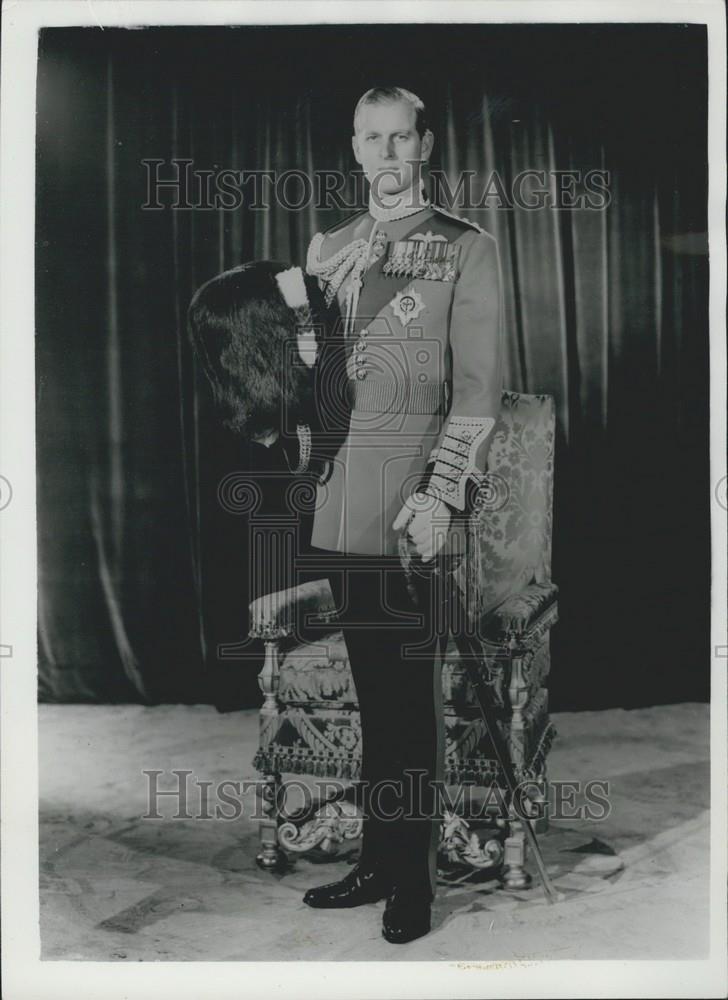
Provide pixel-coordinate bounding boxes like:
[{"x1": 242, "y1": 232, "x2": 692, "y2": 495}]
[{"x1": 302, "y1": 86, "x2": 504, "y2": 944}]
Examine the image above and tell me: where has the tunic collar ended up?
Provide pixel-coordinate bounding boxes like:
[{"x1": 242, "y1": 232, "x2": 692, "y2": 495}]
[{"x1": 368, "y1": 181, "x2": 430, "y2": 223}]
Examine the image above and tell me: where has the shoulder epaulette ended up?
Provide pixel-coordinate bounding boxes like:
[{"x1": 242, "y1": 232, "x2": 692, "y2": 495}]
[
  {"x1": 431, "y1": 205, "x2": 485, "y2": 234},
  {"x1": 321, "y1": 208, "x2": 369, "y2": 239}
]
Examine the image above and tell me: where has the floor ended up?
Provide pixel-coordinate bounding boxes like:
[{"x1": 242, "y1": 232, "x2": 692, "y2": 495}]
[{"x1": 38, "y1": 702, "x2": 710, "y2": 961}]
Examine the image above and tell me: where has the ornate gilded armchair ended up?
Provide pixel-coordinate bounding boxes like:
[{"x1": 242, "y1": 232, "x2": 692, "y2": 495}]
[{"x1": 249, "y1": 391, "x2": 558, "y2": 889}]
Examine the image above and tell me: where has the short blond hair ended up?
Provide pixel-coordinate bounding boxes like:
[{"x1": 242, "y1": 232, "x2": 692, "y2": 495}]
[{"x1": 353, "y1": 86, "x2": 429, "y2": 138}]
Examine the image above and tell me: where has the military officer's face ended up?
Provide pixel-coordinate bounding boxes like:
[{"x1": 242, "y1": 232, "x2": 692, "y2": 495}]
[{"x1": 352, "y1": 100, "x2": 433, "y2": 199}]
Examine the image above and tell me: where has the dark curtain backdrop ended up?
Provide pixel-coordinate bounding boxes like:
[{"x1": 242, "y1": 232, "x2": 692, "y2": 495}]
[{"x1": 35, "y1": 24, "x2": 710, "y2": 709}]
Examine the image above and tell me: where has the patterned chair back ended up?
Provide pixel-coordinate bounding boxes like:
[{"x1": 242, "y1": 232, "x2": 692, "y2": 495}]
[{"x1": 456, "y1": 391, "x2": 555, "y2": 620}]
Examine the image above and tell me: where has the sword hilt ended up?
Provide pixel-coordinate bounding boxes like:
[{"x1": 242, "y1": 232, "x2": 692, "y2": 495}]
[{"x1": 397, "y1": 531, "x2": 458, "y2": 606}]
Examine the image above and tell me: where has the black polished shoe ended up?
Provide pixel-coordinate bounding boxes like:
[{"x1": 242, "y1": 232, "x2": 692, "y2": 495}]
[
  {"x1": 303, "y1": 864, "x2": 392, "y2": 909},
  {"x1": 381, "y1": 886, "x2": 432, "y2": 944}
]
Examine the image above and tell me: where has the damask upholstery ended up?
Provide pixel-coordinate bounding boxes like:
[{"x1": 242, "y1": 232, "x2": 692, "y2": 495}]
[
  {"x1": 458, "y1": 390, "x2": 555, "y2": 621},
  {"x1": 251, "y1": 391, "x2": 558, "y2": 793}
]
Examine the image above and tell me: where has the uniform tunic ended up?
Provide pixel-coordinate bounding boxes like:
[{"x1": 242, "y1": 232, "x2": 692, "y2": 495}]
[{"x1": 307, "y1": 204, "x2": 504, "y2": 556}]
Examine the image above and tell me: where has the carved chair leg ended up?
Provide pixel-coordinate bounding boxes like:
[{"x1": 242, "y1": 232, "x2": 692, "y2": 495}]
[
  {"x1": 256, "y1": 771, "x2": 284, "y2": 871},
  {"x1": 254, "y1": 633, "x2": 285, "y2": 871},
  {"x1": 501, "y1": 817, "x2": 532, "y2": 891}
]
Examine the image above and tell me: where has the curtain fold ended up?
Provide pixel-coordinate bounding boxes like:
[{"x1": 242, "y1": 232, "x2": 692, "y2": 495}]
[{"x1": 35, "y1": 24, "x2": 710, "y2": 708}]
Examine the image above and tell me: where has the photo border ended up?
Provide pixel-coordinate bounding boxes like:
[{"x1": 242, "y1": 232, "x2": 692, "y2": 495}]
[{"x1": 1, "y1": 2, "x2": 725, "y2": 997}]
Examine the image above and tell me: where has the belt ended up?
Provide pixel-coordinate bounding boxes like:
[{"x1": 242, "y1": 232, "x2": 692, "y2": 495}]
[{"x1": 347, "y1": 378, "x2": 448, "y2": 415}]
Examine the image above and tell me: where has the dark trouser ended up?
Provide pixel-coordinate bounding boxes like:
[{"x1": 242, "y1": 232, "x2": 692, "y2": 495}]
[{"x1": 313, "y1": 549, "x2": 445, "y2": 897}]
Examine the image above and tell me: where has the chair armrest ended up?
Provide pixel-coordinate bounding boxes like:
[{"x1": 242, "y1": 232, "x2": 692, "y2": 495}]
[
  {"x1": 479, "y1": 582, "x2": 559, "y2": 646},
  {"x1": 249, "y1": 578, "x2": 338, "y2": 640}
]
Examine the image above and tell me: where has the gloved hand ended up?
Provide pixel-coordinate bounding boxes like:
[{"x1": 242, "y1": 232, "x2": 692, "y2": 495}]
[{"x1": 392, "y1": 492, "x2": 452, "y2": 562}]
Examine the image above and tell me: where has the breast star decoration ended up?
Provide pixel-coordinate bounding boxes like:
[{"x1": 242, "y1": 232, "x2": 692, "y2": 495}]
[{"x1": 390, "y1": 286, "x2": 426, "y2": 327}]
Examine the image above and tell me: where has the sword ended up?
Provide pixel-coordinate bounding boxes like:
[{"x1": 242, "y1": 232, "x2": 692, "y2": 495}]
[{"x1": 397, "y1": 531, "x2": 562, "y2": 905}]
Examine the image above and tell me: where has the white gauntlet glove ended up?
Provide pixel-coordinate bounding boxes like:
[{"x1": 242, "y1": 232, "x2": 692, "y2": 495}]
[{"x1": 392, "y1": 492, "x2": 452, "y2": 562}]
